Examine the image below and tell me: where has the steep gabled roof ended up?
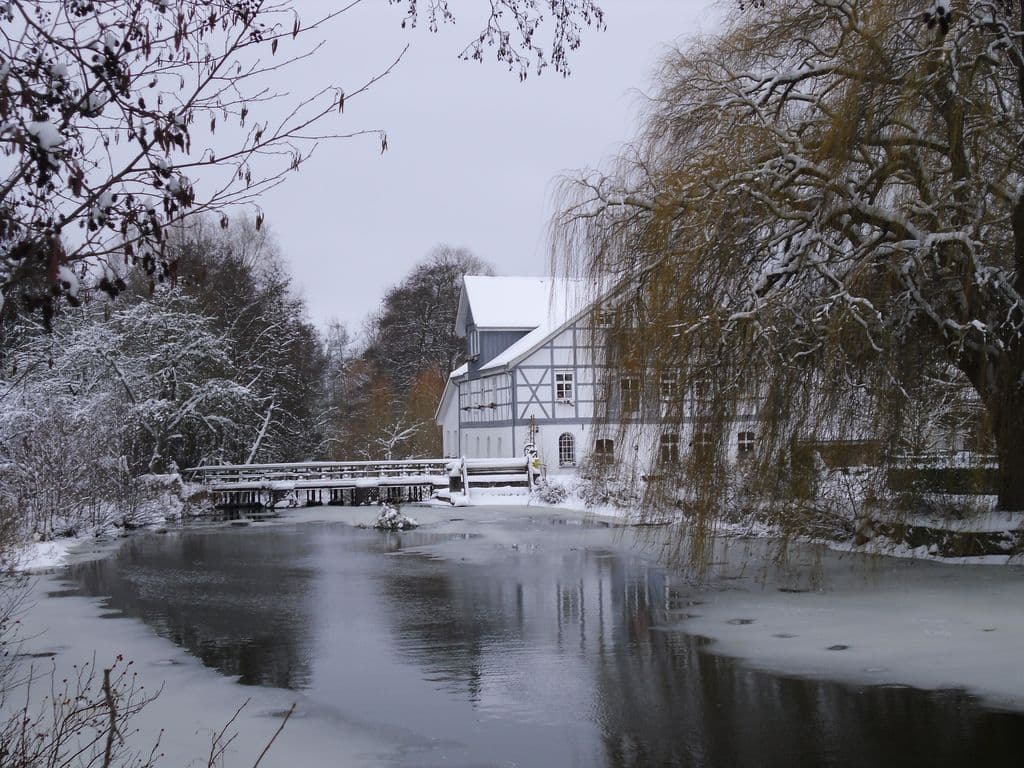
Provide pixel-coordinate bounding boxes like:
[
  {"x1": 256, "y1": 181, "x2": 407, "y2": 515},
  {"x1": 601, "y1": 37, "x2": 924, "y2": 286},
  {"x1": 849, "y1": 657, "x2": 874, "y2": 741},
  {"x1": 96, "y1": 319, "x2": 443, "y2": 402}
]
[
  {"x1": 454, "y1": 275, "x2": 591, "y2": 336},
  {"x1": 446, "y1": 276, "x2": 596, "y2": 380}
]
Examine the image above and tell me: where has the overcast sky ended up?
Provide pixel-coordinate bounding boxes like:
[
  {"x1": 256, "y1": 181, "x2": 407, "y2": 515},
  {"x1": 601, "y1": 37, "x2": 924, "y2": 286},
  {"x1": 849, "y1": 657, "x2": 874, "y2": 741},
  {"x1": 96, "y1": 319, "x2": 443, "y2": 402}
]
[{"x1": 255, "y1": 0, "x2": 719, "y2": 332}]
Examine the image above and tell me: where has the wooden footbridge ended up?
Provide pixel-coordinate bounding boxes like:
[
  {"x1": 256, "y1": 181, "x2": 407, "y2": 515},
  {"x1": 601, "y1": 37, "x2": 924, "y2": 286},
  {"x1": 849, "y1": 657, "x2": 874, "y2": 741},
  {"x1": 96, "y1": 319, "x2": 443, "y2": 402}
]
[{"x1": 186, "y1": 457, "x2": 535, "y2": 508}]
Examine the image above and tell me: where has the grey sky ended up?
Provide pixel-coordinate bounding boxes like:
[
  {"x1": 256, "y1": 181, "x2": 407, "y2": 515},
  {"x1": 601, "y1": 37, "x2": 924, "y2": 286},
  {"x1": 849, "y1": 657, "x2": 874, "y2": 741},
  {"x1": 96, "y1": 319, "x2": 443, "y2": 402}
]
[{"x1": 257, "y1": 1, "x2": 719, "y2": 333}]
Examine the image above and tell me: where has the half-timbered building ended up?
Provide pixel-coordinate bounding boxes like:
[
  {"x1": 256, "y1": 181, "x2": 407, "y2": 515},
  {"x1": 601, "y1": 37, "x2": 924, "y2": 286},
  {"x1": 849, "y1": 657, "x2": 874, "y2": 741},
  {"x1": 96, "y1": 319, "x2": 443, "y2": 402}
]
[
  {"x1": 435, "y1": 276, "x2": 592, "y2": 474},
  {"x1": 436, "y1": 275, "x2": 764, "y2": 476}
]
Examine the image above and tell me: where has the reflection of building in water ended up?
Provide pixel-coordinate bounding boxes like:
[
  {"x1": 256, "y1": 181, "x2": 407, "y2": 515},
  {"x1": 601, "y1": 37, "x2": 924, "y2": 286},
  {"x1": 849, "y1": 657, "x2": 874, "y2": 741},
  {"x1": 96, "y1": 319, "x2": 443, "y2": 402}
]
[
  {"x1": 66, "y1": 531, "x2": 318, "y2": 690},
  {"x1": 376, "y1": 542, "x2": 1019, "y2": 768}
]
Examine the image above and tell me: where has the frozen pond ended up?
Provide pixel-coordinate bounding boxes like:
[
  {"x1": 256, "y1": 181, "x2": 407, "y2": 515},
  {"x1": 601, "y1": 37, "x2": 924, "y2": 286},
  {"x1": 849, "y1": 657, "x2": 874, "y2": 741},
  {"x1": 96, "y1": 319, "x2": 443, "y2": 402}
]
[{"x1": 25, "y1": 508, "x2": 1024, "y2": 766}]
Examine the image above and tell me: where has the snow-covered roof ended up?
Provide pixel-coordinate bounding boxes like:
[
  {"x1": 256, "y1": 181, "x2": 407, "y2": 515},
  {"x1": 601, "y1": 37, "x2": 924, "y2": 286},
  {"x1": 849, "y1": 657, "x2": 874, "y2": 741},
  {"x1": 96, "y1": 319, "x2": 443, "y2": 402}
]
[
  {"x1": 455, "y1": 276, "x2": 592, "y2": 335},
  {"x1": 447, "y1": 275, "x2": 596, "y2": 377}
]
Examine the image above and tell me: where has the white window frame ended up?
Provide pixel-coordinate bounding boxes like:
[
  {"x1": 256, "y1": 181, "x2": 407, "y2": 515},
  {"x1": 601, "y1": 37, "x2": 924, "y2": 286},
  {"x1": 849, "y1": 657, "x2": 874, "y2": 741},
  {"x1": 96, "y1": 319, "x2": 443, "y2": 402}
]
[
  {"x1": 555, "y1": 370, "x2": 574, "y2": 402},
  {"x1": 737, "y1": 431, "x2": 756, "y2": 457},
  {"x1": 595, "y1": 438, "x2": 614, "y2": 461},
  {"x1": 558, "y1": 432, "x2": 576, "y2": 466},
  {"x1": 468, "y1": 329, "x2": 480, "y2": 359},
  {"x1": 691, "y1": 431, "x2": 713, "y2": 456}
]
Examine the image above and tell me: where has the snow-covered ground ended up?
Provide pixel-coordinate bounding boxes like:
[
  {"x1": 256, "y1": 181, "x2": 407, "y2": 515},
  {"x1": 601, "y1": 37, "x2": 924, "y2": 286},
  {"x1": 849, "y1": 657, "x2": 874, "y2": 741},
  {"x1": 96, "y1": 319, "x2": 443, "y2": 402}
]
[
  {"x1": 12, "y1": 537, "x2": 81, "y2": 571},
  {"x1": 516, "y1": 483, "x2": 1024, "y2": 564}
]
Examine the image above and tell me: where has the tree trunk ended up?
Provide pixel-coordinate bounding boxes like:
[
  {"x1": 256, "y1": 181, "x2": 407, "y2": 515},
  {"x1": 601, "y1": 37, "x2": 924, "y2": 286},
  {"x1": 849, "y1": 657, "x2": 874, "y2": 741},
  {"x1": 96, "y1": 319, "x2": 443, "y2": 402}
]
[{"x1": 994, "y1": 381, "x2": 1024, "y2": 511}]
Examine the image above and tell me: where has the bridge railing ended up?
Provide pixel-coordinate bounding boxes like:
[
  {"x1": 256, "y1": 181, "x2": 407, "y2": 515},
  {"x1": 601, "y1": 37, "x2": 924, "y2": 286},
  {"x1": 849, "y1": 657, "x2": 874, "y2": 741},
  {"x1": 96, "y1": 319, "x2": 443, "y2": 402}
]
[
  {"x1": 186, "y1": 459, "x2": 451, "y2": 485},
  {"x1": 186, "y1": 457, "x2": 536, "y2": 507}
]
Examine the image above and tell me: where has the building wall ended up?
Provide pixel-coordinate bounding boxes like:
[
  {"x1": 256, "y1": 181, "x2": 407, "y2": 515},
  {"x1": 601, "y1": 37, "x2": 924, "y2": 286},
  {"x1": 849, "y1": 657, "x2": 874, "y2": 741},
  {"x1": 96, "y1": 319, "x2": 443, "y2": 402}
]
[
  {"x1": 458, "y1": 425, "x2": 516, "y2": 459},
  {"x1": 442, "y1": 315, "x2": 763, "y2": 471},
  {"x1": 458, "y1": 372, "x2": 514, "y2": 425},
  {"x1": 513, "y1": 321, "x2": 600, "y2": 424},
  {"x1": 437, "y1": 385, "x2": 461, "y2": 458}
]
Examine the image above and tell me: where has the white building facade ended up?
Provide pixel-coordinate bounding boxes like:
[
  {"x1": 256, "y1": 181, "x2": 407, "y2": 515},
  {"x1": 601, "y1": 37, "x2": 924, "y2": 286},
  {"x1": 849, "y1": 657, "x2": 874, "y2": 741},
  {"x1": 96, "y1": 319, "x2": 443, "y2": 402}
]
[
  {"x1": 436, "y1": 276, "x2": 603, "y2": 476},
  {"x1": 436, "y1": 276, "x2": 761, "y2": 477}
]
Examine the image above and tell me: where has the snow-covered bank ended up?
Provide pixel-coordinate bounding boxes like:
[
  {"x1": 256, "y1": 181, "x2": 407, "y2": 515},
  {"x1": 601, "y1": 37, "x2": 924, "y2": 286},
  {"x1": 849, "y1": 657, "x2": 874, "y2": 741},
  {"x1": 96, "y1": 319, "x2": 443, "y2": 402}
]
[
  {"x1": 3, "y1": 472, "x2": 216, "y2": 573},
  {"x1": 659, "y1": 540, "x2": 1024, "y2": 711},
  {"x1": 516, "y1": 480, "x2": 1024, "y2": 564},
  {"x1": 7, "y1": 530, "x2": 135, "y2": 572},
  {"x1": 11, "y1": 537, "x2": 80, "y2": 571}
]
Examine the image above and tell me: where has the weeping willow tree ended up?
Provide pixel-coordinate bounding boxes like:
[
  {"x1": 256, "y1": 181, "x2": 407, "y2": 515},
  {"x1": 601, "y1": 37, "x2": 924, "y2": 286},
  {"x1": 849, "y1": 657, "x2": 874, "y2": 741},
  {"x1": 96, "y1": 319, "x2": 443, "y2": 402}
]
[{"x1": 555, "y1": 0, "x2": 1024, "y2": 546}]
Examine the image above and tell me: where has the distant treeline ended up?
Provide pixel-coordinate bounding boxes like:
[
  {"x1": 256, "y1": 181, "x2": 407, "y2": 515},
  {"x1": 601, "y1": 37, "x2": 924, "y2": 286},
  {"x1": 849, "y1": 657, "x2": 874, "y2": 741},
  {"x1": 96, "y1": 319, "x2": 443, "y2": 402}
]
[{"x1": 0, "y1": 215, "x2": 486, "y2": 541}]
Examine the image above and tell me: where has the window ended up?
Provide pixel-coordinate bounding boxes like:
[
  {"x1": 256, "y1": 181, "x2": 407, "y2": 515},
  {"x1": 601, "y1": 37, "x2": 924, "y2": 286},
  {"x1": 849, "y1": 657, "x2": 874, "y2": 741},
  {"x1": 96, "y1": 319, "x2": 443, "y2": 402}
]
[
  {"x1": 595, "y1": 438, "x2": 615, "y2": 462},
  {"x1": 692, "y1": 378, "x2": 710, "y2": 403},
  {"x1": 558, "y1": 433, "x2": 576, "y2": 466},
  {"x1": 555, "y1": 371, "x2": 574, "y2": 401},
  {"x1": 660, "y1": 433, "x2": 680, "y2": 464},
  {"x1": 737, "y1": 431, "x2": 756, "y2": 458},
  {"x1": 594, "y1": 309, "x2": 614, "y2": 328},
  {"x1": 621, "y1": 376, "x2": 640, "y2": 413},
  {"x1": 468, "y1": 329, "x2": 480, "y2": 359},
  {"x1": 691, "y1": 432, "x2": 713, "y2": 459},
  {"x1": 660, "y1": 373, "x2": 678, "y2": 402}
]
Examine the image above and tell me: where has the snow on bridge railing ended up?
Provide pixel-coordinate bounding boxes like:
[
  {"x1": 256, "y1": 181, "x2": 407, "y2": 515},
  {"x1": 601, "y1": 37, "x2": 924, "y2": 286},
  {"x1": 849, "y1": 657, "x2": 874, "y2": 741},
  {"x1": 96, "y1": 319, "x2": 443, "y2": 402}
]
[
  {"x1": 186, "y1": 459, "x2": 452, "y2": 484},
  {"x1": 460, "y1": 457, "x2": 531, "y2": 471}
]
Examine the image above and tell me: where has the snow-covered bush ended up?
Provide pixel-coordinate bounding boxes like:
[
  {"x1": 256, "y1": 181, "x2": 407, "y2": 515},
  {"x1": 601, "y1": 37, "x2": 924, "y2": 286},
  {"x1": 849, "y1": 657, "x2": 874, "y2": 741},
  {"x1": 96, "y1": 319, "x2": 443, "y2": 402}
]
[
  {"x1": 0, "y1": 392, "x2": 108, "y2": 540},
  {"x1": 577, "y1": 459, "x2": 641, "y2": 510},
  {"x1": 373, "y1": 504, "x2": 418, "y2": 531},
  {"x1": 0, "y1": 293, "x2": 261, "y2": 551},
  {"x1": 534, "y1": 479, "x2": 569, "y2": 505}
]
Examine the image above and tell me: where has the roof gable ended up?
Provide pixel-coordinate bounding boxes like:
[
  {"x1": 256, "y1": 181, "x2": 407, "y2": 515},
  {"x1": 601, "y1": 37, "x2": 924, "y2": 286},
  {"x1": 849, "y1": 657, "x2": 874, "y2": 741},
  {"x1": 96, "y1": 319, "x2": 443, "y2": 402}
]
[{"x1": 478, "y1": 298, "x2": 592, "y2": 373}]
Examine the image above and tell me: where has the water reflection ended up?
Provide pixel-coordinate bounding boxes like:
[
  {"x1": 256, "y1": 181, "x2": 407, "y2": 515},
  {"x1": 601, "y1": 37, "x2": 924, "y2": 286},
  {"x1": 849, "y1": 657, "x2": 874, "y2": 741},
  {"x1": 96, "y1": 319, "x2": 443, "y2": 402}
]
[
  {"x1": 68, "y1": 529, "x2": 319, "y2": 688},
  {"x1": 371, "y1": 543, "x2": 1020, "y2": 766},
  {"x1": 63, "y1": 518, "x2": 1022, "y2": 768}
]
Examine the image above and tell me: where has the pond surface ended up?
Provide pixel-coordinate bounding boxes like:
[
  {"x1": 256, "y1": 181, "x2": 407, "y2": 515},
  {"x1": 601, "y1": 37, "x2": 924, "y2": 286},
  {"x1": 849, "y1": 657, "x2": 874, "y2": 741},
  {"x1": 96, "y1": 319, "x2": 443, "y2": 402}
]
[{"x1": 60, "y1": 511, "x2": 1023, "y2": 768}]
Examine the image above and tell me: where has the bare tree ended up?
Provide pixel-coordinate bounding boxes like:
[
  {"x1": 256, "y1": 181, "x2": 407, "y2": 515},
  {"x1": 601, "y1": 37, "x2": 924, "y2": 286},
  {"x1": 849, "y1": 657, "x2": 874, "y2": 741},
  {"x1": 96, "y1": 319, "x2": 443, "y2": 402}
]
[
  {"x1": 371, "y1": 416, "x2": 423, "y2": 461},
  {"x1": 0, "y1": 0, "x2": 603, "y2": 321}
]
